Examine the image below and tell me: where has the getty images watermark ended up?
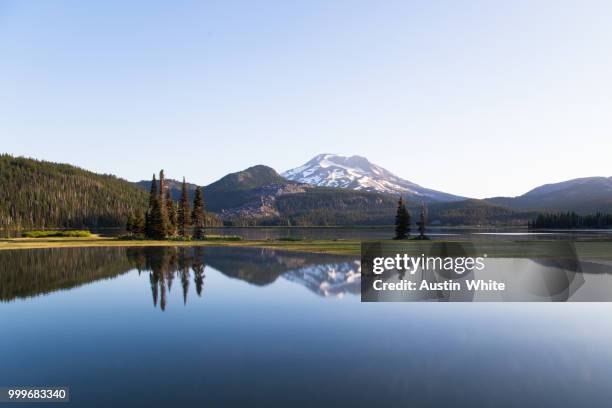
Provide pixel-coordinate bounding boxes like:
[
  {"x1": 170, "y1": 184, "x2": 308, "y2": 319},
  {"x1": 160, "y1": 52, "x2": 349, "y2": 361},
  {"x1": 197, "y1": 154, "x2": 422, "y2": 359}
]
[{"x1": 360, "y1": 241, "x2": 600, "y2": 302}]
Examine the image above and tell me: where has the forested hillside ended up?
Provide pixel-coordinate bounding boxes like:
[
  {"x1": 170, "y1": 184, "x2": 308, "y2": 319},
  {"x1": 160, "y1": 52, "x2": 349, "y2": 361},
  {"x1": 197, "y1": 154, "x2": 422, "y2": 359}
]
[
  {"x1": 0, "y1": 155, "x2": 148, "y2": 229},
  {"x1": 486, "y1": 177, "x2": 612, "y2": 214},
  {"x1": 205, "y1": 165, "x2": 298, "y2": 211},
  {"x1": 271, "y1": 188, "x2": 397, "y2": 226},
  {"x1": 424, "y1": 199, "x2": 536, "y2": 226}
]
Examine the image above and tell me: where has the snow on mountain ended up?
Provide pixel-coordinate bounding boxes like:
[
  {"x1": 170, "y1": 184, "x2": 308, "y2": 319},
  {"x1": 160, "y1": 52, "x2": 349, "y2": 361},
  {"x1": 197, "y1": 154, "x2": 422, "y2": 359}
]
[
  {"x1": 282, "y1": 154, "x2": 463, "y2": 202},
  {"x1": 282, "y1": 261, "x2": 361, "y2": 298}
]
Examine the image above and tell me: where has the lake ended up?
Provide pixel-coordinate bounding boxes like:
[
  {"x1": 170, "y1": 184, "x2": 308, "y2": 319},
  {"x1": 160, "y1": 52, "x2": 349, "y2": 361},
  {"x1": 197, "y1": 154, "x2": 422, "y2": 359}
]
[
  {"x1": 2, "y1": 246, "x2": 612, "y2": 407},
  {"x1": 3, "y1": 226, "x2": 612, "y2": 242},
  {"x1": 201, "y1": 226, "x2": 612, "y2": 241}
]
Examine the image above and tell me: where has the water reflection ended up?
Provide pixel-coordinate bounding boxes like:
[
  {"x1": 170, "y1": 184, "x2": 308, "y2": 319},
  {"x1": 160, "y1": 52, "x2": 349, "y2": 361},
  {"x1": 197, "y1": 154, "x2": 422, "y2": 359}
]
[
  {"x1": 0, "y1": 247, "x2": 132, "y2": 302},
  {"x1": 4, "y1": 246, "x2": 612, "y2": 406},
  {"x1": 126, "y1": 247, "x2": 208, "y2": 310},
  {"x1": 0, "y1": 247, "x2": 360, "y2": 308},
  {"x1": 3, "y1": 245, "x2": 612, "y2": 306},
  {"x1": 283, "y1": 261, "x2": 361, "y2": 297}
]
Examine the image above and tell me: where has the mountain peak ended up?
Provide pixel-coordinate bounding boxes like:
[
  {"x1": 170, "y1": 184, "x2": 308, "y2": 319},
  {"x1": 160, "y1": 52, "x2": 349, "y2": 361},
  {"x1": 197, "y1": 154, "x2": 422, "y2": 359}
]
[
  {"x1": 523, "y1": 176, "x2": 612, "y2": 197},
  {"x1": 282, "y1": 154, "x2": 463, "y2": 202},
  {"x1": 207, "y1": 164, "x2": 290, "y2": 192}
]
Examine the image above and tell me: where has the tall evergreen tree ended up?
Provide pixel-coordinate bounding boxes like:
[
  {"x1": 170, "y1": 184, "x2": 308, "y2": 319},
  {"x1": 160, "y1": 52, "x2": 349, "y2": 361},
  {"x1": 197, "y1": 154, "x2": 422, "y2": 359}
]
[
  {"x1": 145, "y1": 171, "x2": 169, "y2": 239},
  {"x1": 145, "y1": 174, "x2": 157, "y2": 238},
  {"x1": 192, "y1": 186, "x2": 205, "y2": 239},
  {"x1": 394, "y1": 196, "x2": 410, "y2": 239},
  {"x1": 178, "y1": 177, "x2": 191, "y2": 237},
  {"x1": 133, "y1": 211, "x2": 145, "y2": 234},
  {"x1": 149, "y1": 174, "x2": 157, "y2": 207},
  {"x1": 165, "y1": 191, "x2": 177, "y2": 236},
  {"x1": 158, "y1": 169, "x2": 169, "y2": 236},
  {"x1": 148, "y1": 196, "x2": 166, "y2": 239},
  {"x1": 418, "y1": 202, "x2": 427, "y2": 239}
]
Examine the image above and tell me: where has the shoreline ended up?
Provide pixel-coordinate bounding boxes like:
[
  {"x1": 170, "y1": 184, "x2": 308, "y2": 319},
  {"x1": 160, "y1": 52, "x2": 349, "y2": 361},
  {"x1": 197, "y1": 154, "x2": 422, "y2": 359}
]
[
  {"x1": 0, "y1": 236, "x2": 362, "y2": 255},
  {"x1": 2, "y1": 237, "x2": 612, "y2": 259}
]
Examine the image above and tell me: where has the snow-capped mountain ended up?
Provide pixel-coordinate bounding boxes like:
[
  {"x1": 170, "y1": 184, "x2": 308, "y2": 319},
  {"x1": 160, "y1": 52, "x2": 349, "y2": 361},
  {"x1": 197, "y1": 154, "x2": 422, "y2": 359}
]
[
  {"x1": 282, "y1": 154, "x2": 464, "y2": 202},
  {"x1": 283, "y1": 261, "x2": 361, "y2": 298}
]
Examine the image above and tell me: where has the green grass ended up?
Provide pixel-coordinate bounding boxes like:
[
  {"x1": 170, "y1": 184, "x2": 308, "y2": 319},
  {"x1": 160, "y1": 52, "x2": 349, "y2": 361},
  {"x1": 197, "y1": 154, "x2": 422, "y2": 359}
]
[
  {"x1": 202, "y1": 235, "x2": 242, "y2": 241},
  {"x1": 22, "y1": 230, "x2": 92, "y2": 238},
  {"x1": 0, "y1": 236, "x2": 360, "y2": 255},
  {"x1": 2, "y1": 236, "x2": 611, "y2": 259}
]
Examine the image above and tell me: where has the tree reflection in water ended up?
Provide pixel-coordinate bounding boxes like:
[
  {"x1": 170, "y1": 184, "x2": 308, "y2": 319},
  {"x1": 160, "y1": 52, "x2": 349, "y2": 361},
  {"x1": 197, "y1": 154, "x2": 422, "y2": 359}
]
[
  {"x1": 126, "y1": 247, "x2": 206, "y2": 311},
  {"x1": 0, "y1": 246, "x2": 360, "y2": 308},
  {"x1": 0, "y1": 247, "x2": 132, "y2": 302}
]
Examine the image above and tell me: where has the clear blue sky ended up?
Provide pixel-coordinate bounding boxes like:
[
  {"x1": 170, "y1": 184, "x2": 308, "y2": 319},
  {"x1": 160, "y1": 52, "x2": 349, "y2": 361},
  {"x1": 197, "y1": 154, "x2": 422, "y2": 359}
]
[{"x1": 1, "y1": 0, "x2": 610, "y2": 198}]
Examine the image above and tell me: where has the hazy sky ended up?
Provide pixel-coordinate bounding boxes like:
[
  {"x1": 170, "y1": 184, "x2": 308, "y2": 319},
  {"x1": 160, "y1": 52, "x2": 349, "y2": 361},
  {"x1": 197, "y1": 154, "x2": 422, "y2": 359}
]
[{"x1": 1, "y1": 1, "x2": 611, "y2": 198}]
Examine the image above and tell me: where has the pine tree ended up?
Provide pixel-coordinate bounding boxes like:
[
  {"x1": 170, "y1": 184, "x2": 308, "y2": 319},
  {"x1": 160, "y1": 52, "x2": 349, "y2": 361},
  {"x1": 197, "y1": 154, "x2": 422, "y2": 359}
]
[
  {"x1": 178, "y1": 177, "x2": 191, "y2": 237},
  {"x1": 149, "y1": 174, "x2": 157, "y2": 207},
  {"x1": 145, "y1": 171, "x2": 169, "y2": 239},
  {"x1": 394, "y1": 196, "x2": 410, "y2": 239},
  {"x1": 133, "y1": 211, "x2": 145, "y2": 234},
  {"x1": 165, "y1": 191, "x2": 177, "y2": 236},
  {"x1": 148, "y1": 197, "x2": 166, "y2": 239},
  {"x1": 158, "y1": 170, "x2": 169, "y2": 236},
  {"x1": 145, "y1": 174, "x2": 157, "y2": 238},
  {"x1": 192, "y1": 186, "x2": 205, "y2": 239},
  {"x1": 418, "y1": 202, "x2": 427, "y2": 239}
]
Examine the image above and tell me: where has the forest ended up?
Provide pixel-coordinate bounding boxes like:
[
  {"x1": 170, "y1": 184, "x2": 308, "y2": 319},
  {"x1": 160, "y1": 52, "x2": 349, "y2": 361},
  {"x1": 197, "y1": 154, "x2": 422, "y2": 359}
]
[
  {"x1": 127, "y1": 170, "x2": 221, "y2": 240},
  {"x1": 0, "y1": 154, "x2": 147, "y2": 229},
  {"x1": 0, "y1": 155, "x2": 221, "y2": 231},
  {"x1": 529, "y1": 212, "x2": 612, "y2": 229}
]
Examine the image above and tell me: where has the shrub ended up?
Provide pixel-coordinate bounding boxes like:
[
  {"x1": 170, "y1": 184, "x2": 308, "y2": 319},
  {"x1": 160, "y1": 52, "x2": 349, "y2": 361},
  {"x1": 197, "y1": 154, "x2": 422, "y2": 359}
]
[{"x1": 22, "y1": 230, "x2": 92, "y2": 238}]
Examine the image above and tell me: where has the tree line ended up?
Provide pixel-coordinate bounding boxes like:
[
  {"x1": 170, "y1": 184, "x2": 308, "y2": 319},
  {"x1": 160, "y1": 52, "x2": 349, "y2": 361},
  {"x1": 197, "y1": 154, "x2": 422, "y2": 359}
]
[
  {"x1": 528, "y1": 212, "x2": 612, "y2": 229},
  {"x1": 393, "y1": 196, "x2": 428, "y2": 239},
  {"x1": 126, "y1": 170, "x2": 207, "y2": 239}
]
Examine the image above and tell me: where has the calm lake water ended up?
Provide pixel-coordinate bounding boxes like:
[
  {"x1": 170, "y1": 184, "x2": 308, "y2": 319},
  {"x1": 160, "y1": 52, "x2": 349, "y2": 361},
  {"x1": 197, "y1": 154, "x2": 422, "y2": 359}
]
[
  {"x1": 180, "y1": 226, "x2": 612, "y2": 241},
  {"x1": 2, "y1": 246, "x2": 612, "y2": 407},
  {"x1": 4, "y1": 226, "x2": 612, "y2": 241}
]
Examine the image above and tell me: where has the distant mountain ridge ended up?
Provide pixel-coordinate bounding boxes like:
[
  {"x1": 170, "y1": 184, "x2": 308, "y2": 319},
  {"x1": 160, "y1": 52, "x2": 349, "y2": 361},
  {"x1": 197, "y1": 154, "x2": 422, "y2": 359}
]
[
  {"x1": 133, "y1": 161, "x2": 612, "y2": 226},
  {"x1": 207, "y1": 165, "x2": 292, "y2": 192},
  {"x1": 4, "y1": 153, "x2": 609, "y2": 230},
  {"x1": 282, "y1": 154, "x2": 464, "y2": 202},
  {"x1": 133, "y1": 164, "x2": 534, "y2": 226},
  {"x1": 134, "y1": 165, "x2": 398, "y2": 225},
  {"x1": 486, "y1": 176, "x2": 612, "y2": 214}
]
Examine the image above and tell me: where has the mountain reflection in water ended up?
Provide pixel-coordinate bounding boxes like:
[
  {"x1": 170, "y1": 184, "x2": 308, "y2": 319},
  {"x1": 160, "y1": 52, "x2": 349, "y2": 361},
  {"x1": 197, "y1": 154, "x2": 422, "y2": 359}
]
[
  {"x1": 4, "y1": 246, "x2": 612, "y2": 406},
  {"x1": 0, "y1": 246, "x2": 361, "y2": 307}
]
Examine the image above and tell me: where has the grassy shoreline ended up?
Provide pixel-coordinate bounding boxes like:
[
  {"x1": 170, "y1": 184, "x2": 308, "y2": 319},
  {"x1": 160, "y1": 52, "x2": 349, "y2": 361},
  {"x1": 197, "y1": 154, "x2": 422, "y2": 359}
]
[
  {"x1": 2, "y1": 236, "x2": 612, "y2": 259},
  {"x1": 0, "y1": 236, "x2": 363, "y2": 255}
]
